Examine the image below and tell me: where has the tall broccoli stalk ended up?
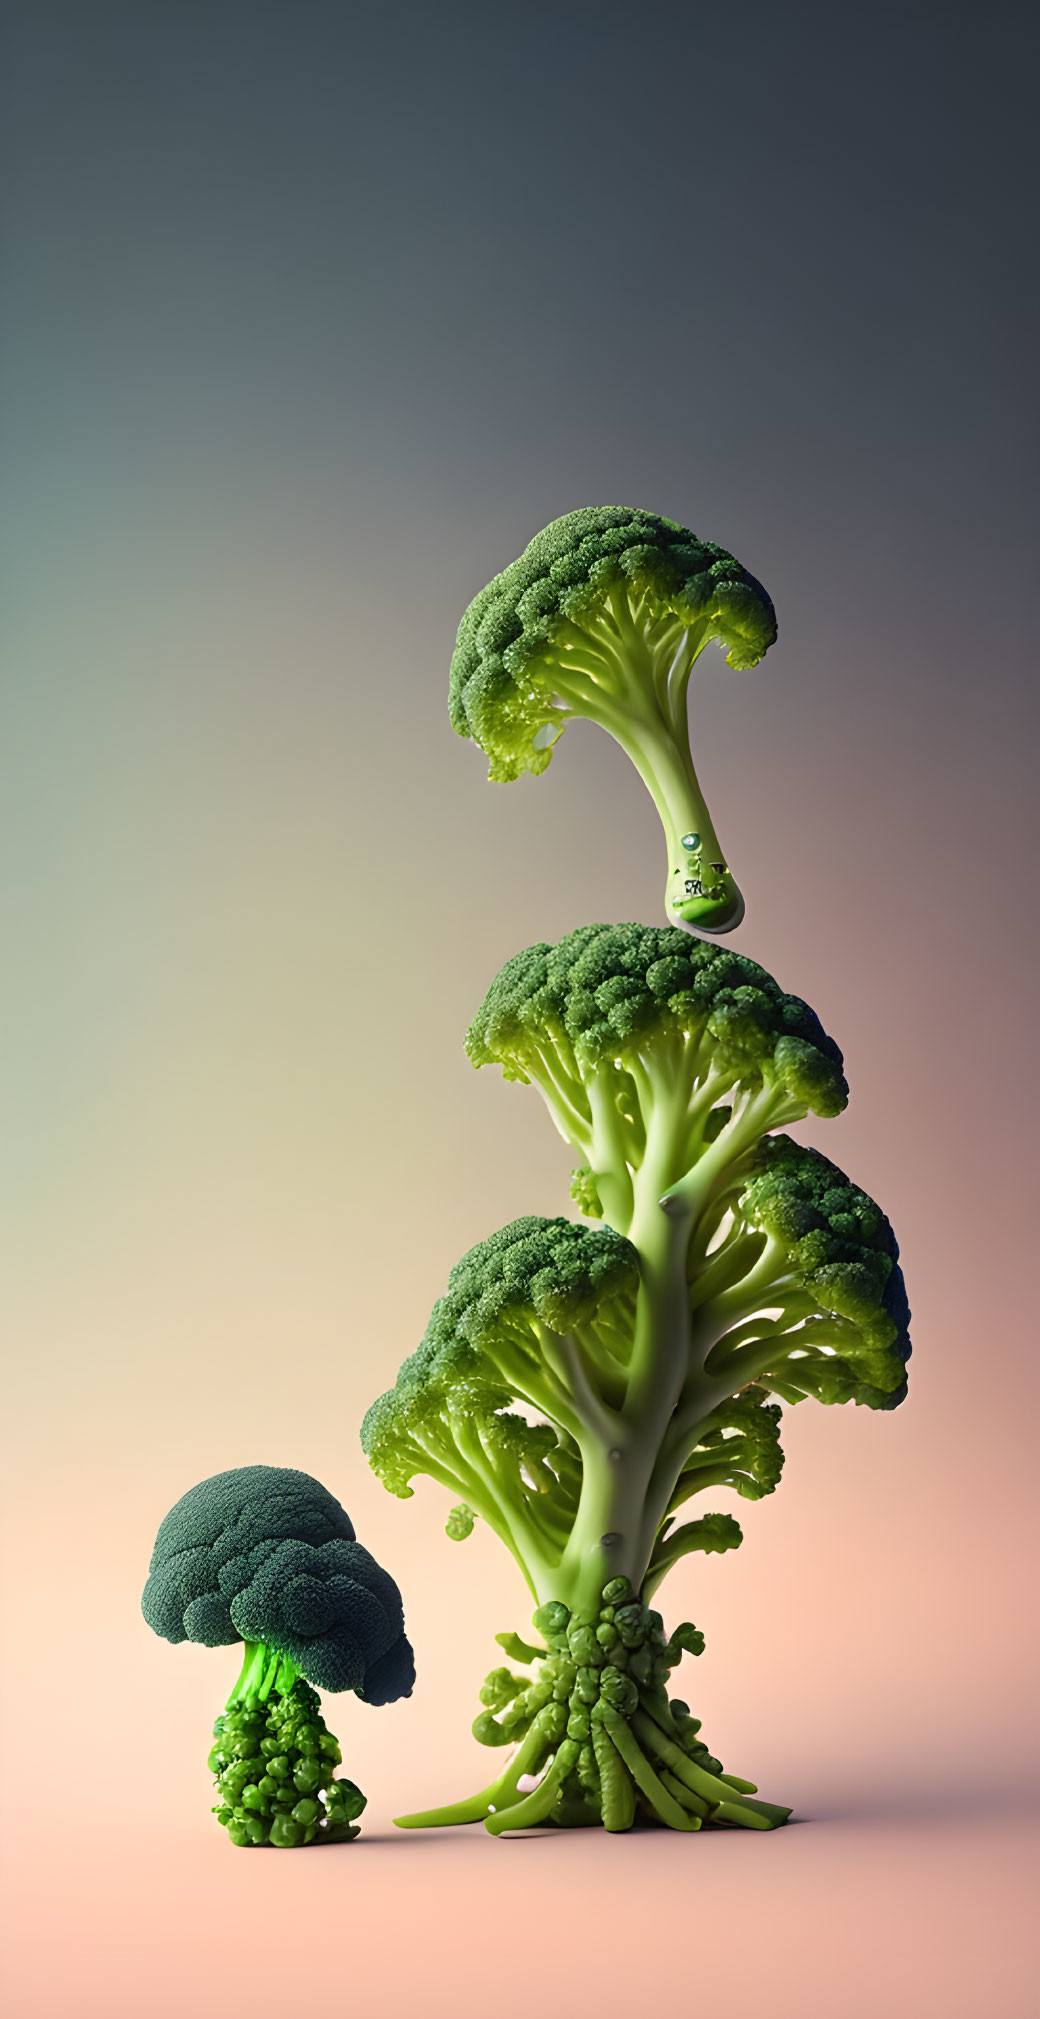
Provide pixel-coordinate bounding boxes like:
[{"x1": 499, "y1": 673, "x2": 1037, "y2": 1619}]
[
  {"x1": 363, "y1": 927, "x2": 910, "y2": 1834},
  {"x1": 449, "y1": 507, "x2": 778, "y2": 932}
]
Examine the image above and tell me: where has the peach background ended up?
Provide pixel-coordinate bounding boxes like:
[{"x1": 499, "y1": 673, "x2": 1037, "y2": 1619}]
[{"x1": 2, "y1": 8, "x2": 1037, "y2": 2017}]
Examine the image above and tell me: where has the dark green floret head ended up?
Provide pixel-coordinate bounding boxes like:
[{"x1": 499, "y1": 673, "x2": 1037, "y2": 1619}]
[{"x1": 142, "y1": 1464, "x2": 414, "y2": 1699}]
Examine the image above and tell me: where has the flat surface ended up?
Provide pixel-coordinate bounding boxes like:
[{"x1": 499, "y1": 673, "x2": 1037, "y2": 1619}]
[{"x1": 4, "y1": 1781, "x2": 1036, "y2": 2019}]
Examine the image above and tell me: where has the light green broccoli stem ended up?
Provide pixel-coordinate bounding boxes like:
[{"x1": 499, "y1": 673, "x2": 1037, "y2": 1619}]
[
  {"x1": 401, "y1": 1040, "x2": 818, "y2": 1619},
  {"x1": 467, "y1": 1063, "x2": 805, "y2": 1615},
  {"x1": 556, "y1": 1071, "x2": 808, "y2": 1605},
  {"x1": 227, "y1": 1640, "x2": 301, "y2": 1707},
  {"x1": 541, "y1": 595, "x2": 743, "y2": 934},
  {"x1": 541, "y1": 1204, "x2": 696, "y2": 1616},
  {"x1": 622, "y1": 723, "x2": 742, "y2": 933}
]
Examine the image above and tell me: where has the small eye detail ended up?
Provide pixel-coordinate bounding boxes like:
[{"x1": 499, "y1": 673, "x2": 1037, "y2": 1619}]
[{"x1": 680, "y1": 832, "x2": 701, "y2": 852}]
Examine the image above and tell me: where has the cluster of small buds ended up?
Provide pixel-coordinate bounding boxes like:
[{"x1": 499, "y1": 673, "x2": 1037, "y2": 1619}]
[
  {"x1": 209, "y1": 1677, "x2": 366, "y2": 1847},
  {"x1": 473, "y1": 1578, "x2": 725, "y2": 1819}
]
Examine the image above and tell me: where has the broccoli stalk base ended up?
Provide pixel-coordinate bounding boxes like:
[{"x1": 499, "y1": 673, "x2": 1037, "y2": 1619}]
[
  {"x1": 395, "y1": 1583, "x2": 790, "y2": 1834},
  {"x1": 208, "y1": 1641, "x2": 366, "y2": 1847}
]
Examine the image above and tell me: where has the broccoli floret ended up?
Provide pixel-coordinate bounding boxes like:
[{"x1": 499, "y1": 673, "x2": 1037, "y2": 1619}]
[
  {"x1": 449, "y1": 507, "x2": 776, "y2": 932},
  {"x1": 731, "y1": 1137, "x2": 912, "y2": 1407},
  {"x1": 467, "y1": 923, "x2": 846, "y2": 1231},
  {"x1": 142, "y1": 1466, "x2": 414, "y2": 1843},
  {"x1": 364, "y1": 922, "x2": 908, "y2": 1836},
  {"x1": 362, "y1": 1217, "x2": 639, "y2": 1589}
]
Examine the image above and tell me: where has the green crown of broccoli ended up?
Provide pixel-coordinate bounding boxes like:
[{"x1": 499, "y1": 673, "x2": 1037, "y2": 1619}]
[
  {"x1": 362, "y1": 1217, "x2": 639, "y2": 1505},
  {"x1": 433, "y1": 1212, "x2": 639, "y2": 1341},
  {"x1": 448, "y1": 508, "x2": 777, "y2": 932},
  {"x1": 450, "y1": 506, "x2": 776, "y2": 770},
  {"x1": 738, "y1": 1137, "x2": 911, "y2": 1409},
  {"x1": 467, "y1": 922, "x2": 848, "y2": 1118}
]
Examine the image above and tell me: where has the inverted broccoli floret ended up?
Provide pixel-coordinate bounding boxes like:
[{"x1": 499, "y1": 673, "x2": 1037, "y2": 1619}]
[
  {"x1": 142, "y1": 1466, "x2": 414, "y2": 1844},
  {"x1": 449, "y1": 508, "x2": 777, "y2": 931}
]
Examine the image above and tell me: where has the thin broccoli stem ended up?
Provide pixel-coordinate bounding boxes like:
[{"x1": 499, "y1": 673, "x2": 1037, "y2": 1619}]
[
  {"x1": 611, "y1": 705, "x2": 743, "y2": 934},
  {"x1": 552, "y1": 1331, "x2": 625, "y2": 1448},
  {"x1": 542, "y1": 597, "x2": 744, "y2": 933},
  {"x1": 693, "y1": 1233, "x2": 796, "y2": 1339},
  {"x1": 523, "y1": 1051, "x2": 593, "y2": 1151},
  {"x1": 226, "y1": 1640, "x2": 300, "y2": 1708},
  {"x1": 452, "y1": 1417, "x2": 555, "y2": 1594},
  {"x1": 529, "y1": 1035, "x2": 591, "y2": 1123},
  {"x1": 404, "y1": 1430, "x2": 544, "y2": 1595},
  {"x1": 586, "y1": 1067, "x2": 638, "y2": 1229},
  {"x1": 707, "y1": 1315, "x2": 848, "y2": 1391},
  {"x1": 583, "y1": 1303, "x2": 637, "y2": 1392}
]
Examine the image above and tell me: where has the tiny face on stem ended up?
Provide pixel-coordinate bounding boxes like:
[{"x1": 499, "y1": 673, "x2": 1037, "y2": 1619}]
[{"x1": 670, "y1": 857, "x2": 742, "y2": 931}]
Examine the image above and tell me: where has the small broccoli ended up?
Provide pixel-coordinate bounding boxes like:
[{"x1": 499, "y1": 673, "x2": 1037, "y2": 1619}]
[
  {"x1": 142, "y1": 1464, "x2": 414, "y2": 1845},
  {"x1": 364, "y1": 926, "x2": 909, "y2": 1833},
  {"x1": 449, "y1": 507, "x2": 776, "y2": 932}
]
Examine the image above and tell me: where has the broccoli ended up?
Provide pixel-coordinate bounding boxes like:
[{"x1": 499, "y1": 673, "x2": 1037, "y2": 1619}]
[
  {"x1": 142, "y1": 1464, "x2": 414, "y2": 1845},
  {"x1": 363, "y1": 926, "x2": 909, "y2": 1833},
  {"x1": 449, "y1": 507, "x2": 776, "y2": 932}
]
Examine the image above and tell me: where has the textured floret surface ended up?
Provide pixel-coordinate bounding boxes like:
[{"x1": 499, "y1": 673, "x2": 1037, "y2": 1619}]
[
  {"x1": 744, "y1": 1136, "x2": 912, "y2": 1406},
  {"x1": 450, "y1": 506, "x2": 777, "y2": 780},
  {"x1": 210, "y1": 1678, "x2": 367, "y2": 1846},
  {"x1": 467, "y1": 921, "x2": 848, "y2": 1116},
  {"x1": 142, "y1": 1464, "x2": 414, "y2": 1699}
]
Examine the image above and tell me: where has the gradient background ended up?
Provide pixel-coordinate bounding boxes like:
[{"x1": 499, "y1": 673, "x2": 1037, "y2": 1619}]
[{"x1": 2, "y1": 4, "x2": 1037, "y2": 2015}]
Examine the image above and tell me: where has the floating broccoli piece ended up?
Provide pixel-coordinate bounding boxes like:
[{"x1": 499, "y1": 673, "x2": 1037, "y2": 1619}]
[
  {"x1": 449, "y1": 507, "x2": 777, "y2": 932},
  {"x1": 142, "y1": 1465, "x2": 414, "y2": 1844}
]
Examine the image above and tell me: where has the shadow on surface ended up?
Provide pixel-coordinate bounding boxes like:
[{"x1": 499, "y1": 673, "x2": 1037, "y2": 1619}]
[
  {"x1": 348, "y1": 1780, "x2": 1040, "y2": 1847},
  {"x1": 799, "y1": 1781, "x2": 1040, "y2": 1828}
]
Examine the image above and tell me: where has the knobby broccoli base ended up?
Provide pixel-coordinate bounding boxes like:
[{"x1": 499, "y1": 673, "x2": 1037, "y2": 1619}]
[
  {"x1": 209, "y1": 1642, "x2": 366, "y2": 1847},
  {"x1": 396, "y1": 1581, "x2": 790, "y2": 1835}
]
